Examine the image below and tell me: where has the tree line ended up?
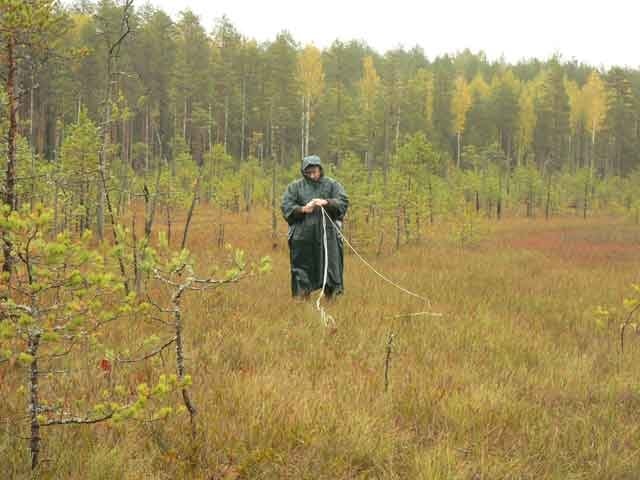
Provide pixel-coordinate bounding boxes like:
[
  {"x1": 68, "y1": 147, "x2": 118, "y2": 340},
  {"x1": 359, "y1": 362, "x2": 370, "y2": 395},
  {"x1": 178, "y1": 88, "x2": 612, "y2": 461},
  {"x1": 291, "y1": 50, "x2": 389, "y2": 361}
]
[
  {"x1": 4, "y1": 0, "x2": 640, "y2": 178},
  {"x1": 1, "y1": 0, "x2": 640, "y2": 247}
]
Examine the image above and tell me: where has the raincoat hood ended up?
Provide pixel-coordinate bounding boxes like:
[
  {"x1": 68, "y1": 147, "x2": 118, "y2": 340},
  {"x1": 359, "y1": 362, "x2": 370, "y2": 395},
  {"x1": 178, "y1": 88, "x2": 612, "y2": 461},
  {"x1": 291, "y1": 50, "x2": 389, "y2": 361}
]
[{"x1": 301, "y1": 155, "x2": 323, "y2": 178}]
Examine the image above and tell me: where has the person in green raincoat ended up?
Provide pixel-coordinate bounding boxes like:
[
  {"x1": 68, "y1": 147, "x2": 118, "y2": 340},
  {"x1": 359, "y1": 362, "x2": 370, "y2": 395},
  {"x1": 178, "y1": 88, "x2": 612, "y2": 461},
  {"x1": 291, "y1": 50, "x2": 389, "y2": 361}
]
[{"x1": 281, "y1": 155, "x2": 349, "y2": 299}]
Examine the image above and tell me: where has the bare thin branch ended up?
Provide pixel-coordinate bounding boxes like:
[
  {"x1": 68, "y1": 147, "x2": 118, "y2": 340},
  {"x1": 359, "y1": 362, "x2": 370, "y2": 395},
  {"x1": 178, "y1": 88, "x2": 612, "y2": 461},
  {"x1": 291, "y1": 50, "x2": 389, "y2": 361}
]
[
  {"x1": 117, "y1": 337, "x2": 176, "y2": 364},
  {"x1": 41, "y1": 413, "x2": 114, "y2": 427}
]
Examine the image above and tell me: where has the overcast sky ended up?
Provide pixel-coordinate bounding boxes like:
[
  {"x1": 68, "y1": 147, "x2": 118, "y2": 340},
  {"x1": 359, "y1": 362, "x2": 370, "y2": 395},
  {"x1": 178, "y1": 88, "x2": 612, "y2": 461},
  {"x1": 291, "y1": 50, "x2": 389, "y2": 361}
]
[{"x1": 143, "y1": 0, "x2": 637, "y2": 68}]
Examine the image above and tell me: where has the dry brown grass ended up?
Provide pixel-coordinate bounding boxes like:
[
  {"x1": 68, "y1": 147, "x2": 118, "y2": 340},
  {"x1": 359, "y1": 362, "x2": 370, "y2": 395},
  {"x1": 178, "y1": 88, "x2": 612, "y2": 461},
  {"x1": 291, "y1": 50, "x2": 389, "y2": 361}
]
[{"x1": 2, "y1": 206, "x2": 640, "y2": 479}]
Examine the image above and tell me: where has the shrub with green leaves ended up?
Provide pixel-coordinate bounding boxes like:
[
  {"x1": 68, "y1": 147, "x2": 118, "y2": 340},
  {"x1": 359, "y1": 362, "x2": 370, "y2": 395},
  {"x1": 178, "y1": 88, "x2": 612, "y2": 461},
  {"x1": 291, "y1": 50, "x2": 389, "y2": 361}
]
[
  {"x1": 0, "y1": 206, "x2": 174, "y2": 470},
  {"x1": 137, "y1": 234, "x2": 272, "y2": 436},
  {"x1": 595, "y1": 284, "x2": 640, "y2": 354}
]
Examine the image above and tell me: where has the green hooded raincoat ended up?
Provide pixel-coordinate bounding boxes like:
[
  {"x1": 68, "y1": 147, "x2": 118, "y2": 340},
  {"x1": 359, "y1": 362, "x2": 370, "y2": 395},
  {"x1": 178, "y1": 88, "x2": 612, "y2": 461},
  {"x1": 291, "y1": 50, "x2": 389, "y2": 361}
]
[{"x1": 281, "y1": 156, "x2": 349, "y2": 297}]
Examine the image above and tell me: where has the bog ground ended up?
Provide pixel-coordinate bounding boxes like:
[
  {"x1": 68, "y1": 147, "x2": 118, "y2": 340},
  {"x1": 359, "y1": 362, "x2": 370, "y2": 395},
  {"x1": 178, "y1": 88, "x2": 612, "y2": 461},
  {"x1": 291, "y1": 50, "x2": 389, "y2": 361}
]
[{"x1": 2, "y1": 208, "x2": 640, "y2": 479}]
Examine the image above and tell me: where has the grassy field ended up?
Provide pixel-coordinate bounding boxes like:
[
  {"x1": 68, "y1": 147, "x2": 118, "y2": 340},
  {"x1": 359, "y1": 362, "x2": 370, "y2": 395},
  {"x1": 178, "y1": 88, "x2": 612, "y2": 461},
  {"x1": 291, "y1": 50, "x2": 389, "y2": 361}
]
[{"x1": 2, "y1": 208, "x2": 640, "y2": 479}]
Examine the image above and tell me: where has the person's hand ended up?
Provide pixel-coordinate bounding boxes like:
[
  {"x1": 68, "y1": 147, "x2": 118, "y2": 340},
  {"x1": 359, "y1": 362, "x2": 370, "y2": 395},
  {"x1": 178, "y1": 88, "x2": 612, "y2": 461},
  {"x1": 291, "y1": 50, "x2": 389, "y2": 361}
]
[{"x1": 301, "y1": 199, "x2": 328, "y2": 214}]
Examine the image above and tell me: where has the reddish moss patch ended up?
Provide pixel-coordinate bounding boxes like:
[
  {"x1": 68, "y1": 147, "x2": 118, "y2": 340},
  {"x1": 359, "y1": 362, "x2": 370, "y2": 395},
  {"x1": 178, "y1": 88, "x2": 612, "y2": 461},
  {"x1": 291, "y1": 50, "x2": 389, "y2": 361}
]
[{"x1": 499, "y1": 228, "x2": 640, "y2": 264}]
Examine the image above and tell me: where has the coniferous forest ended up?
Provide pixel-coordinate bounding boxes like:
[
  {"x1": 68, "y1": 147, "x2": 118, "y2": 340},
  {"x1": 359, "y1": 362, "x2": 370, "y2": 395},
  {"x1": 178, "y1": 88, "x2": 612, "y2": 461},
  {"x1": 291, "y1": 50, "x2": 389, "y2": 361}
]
[{"x1": 3, "y1": 0, "x2": 640, "y2": 226}]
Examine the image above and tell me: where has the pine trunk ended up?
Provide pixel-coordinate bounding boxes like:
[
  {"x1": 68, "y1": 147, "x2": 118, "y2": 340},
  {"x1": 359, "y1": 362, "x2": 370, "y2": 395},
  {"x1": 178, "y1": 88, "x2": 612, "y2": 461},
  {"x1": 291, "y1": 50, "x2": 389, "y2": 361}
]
[
  {"x1": 241, "y1": 79, "x2": 246, "y2": 161},
  {"x1": 305, "y1": 96, "x2": 310, "y2": 157},
  {"x1": 28, "y1": 333, "x2": 41, "y2": 470},
  {"x1": 224, "y1": 95, "x2": 229, "y2": 153},
  {"x1": 300, "y1": 95, "x2": 305, "y2": 158},
  {"x1": 3, "y1": 35, "x2": 18, "y2": 277}
]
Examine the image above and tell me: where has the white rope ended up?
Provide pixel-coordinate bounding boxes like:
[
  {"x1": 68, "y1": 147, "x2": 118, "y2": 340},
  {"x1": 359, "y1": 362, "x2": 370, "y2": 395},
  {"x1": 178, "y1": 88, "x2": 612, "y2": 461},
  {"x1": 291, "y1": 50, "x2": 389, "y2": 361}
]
[
  {"x1": 315, "y1": 206, "x2": 439, "y2": 328},
  {"x1": 320, "y1": 207, "x2": 433, "y2": 308},
  {"x1": 316, "y1": 207, "x2": 336, "y2": 328}
]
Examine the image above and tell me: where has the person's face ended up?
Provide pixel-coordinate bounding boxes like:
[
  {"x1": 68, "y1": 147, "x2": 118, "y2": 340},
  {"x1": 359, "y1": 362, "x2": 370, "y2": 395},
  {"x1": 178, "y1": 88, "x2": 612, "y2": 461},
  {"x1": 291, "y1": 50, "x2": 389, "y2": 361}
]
[{"x1": 305, "y1": 166, "x2": 321, "y2": 181}]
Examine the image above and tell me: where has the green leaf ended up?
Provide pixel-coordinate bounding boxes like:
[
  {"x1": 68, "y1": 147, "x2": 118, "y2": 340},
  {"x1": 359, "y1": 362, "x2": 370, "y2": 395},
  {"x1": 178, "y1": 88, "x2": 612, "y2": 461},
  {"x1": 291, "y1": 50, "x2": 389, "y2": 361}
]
[
  {"x1": 153, "y1": 407, "x2": 173, "y2": 420},
  {"x1": 17, "y1": 352, "x2": 35, "y2": 365},
  {"x1": 137, "y1": 383, "x2": 150, "y2": 398}
]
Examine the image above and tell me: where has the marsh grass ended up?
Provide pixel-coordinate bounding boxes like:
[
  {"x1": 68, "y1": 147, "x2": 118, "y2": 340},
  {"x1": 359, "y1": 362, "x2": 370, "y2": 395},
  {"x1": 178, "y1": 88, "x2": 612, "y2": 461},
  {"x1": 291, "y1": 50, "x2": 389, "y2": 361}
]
[{"x1": 2, "y1": 207, "x2": 640, "y2": 478}]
